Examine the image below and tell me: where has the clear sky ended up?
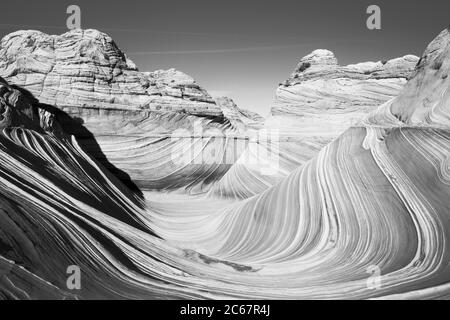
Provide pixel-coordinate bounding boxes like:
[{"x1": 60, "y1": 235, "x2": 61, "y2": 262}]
[{"x1": 1, "y1": 0, "x2": 450, "y2": 115}]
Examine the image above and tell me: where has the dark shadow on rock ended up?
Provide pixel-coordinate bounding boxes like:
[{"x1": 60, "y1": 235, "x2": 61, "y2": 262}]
[{"x1": 12, "y1": 85, "x2": 145, "y2": 203}]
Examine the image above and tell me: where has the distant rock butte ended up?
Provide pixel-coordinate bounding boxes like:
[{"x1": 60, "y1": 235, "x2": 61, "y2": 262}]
[{"x1": 267, "y1": 49, "x2": 419, "y2": 139}]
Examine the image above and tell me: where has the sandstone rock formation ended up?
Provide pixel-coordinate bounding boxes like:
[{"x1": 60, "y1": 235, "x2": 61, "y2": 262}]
[
  {"x1": 0, "y1": 27, "x2": 450, "y2": 300},
  {"x1": 147, "y1": 27, "x2": 450, "y2": 299},
  {"x1": 215, "y1": 96, "x2": 264, "y2": 129},
  {"x1": 0, "y1": 29, "x2": 419, "y2": 199},
  {"x1": 209, "y1": 50, "x2": 421, "y2": 200},
  {"x1": 0, "y1": 29, "x2": 219, "y2": 115},
  {"x1": 0, "y1": 29, "x2": 262, "y2": 193},
  {"x1": 266, "y1": 49, "x2": 419, "y2": 139},
  {"x1": 390, "y1": 27, "x2": 450, "y2": 126}
]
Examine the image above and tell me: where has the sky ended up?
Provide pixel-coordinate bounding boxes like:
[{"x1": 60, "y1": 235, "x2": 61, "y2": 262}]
[{"x1": 1, "y1": 0, "x2": 450, "y2": 115}]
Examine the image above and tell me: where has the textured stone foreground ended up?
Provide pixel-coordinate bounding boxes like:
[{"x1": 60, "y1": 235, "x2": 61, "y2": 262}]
[{"x1": 0, "y1": 27, "x2": 449, "y2": 299}]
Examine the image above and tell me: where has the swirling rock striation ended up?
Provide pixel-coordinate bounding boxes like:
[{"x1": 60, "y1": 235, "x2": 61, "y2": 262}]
[
  {"x1": 0, "y1": 27, "x2": 450, "y2": 300},
  {"x1": 151, "y1": 27, "x2": 450, "y2": 299},
  {"x1": 209, "y1": 50, "x2": 421, "y2": 200}
]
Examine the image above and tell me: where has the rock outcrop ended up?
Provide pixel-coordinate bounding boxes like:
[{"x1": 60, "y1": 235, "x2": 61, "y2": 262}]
[
  {"x1": 266, "y1": 49, "x2": 419, "y2": 139},
  {"x1": 390, "y1": 27, "x2": 450, "y2": 126},
  {"x1": 215, "y1": 96, "x2": 264, "y2": 129},
  {"x1": 0, "y1": 29, "x2": 220, "y2": 116},
  {"x1": 152, "y1": 27, "x2": 450, "y2": 299},
  {"x1": 0, "y1": 29, "x2": 420, "y2": 198},
  {"x1": 0, "y1": 76, "x2": 62, "y2": 132},
  {"x1": 0, "y1": 29, "x2": 262, "y2": 193}
]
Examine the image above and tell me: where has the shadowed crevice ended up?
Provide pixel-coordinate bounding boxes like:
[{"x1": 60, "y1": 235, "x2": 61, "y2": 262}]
[{"x1": 11, "y1": 85, "x2": 145, "y2": 203}]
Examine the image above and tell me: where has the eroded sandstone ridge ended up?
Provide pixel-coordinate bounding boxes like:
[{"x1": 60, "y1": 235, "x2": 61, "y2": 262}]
[
  {"x1": 0, "y1": 29, "x2": 220, "y2": 115},
  {"x1": 390, "y1": 27, "x2": 450, "y2": 125},
  {"x1": 0, "y1": 29, "x2": 262, "y2": 193},
  {"x1": 266, "y1": 49, "x2": 419, "y2": 139}
]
